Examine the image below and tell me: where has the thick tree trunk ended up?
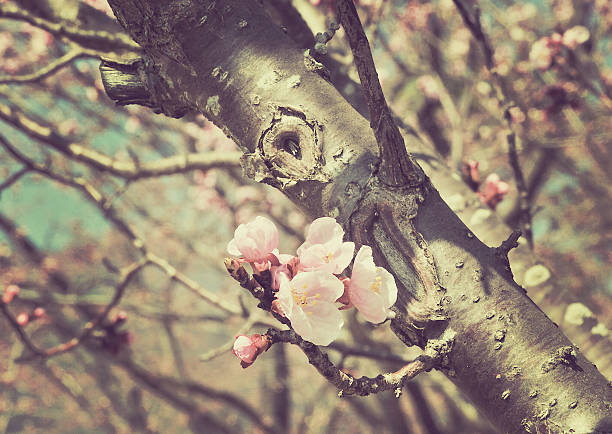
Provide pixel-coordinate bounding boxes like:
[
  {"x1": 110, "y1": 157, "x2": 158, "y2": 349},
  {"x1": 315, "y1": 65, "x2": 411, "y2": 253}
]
[{"x1": 103, "y1": 0, "x2": 611, "y2": 432}]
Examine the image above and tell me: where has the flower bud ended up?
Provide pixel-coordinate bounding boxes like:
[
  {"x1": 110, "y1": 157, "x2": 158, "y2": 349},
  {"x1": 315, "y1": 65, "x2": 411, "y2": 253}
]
[
  {"x1": 2, "y1": 284, "x2": 19, "y2": 304},
  {"x1": 232, "y1": 334, "x2": 270, "y2": 368},
  {"x1": 16, "y1": 312, "x2": 29, "y2": 326}
]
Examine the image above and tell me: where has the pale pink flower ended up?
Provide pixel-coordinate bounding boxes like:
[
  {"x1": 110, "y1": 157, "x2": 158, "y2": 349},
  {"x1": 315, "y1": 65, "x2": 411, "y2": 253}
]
[
  {"x1": 271, "y1": 255, "x2": 299, "y2": 290},
  {"x1": 297, "y1": 217, "x2": 354, "y2": 274},
  {"x1": 478, "y1": 173, "x2": 510, "y2": 209},
  {"x1": 416, "y1": 75, "x2": 440, "y2": 100},
  {"x1": 348, "y1": 246, "x2": 397, "y2": 324},
  {"x1": 232, "y1": 334, "x2": 270, "y2": 368},
  {"x1": 227, "y1": 216, "x2": 279, "y2": 264},
  {"x1": 2, "y1": 284, "x2": 19, "y2": 304},
  {"x1": 276, "y1": 271, "x2": 344, "y2": 345},
  {"x1": 16, "y1": 312, "x2": 29, "y2": 326},
  {"x1": 529, "y1": 35, "x2": 563, "y2": 70},
  {"x1": 33, "y1": 307, "x2": 46, "y2": 318},
  {"x1": 562, "y1": 26, "x2": 590, "y2": 49}
]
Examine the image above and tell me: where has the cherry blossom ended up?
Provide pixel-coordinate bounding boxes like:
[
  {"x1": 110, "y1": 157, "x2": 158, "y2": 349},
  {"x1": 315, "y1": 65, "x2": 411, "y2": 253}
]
[
  {"x1": 270, "y1": 255, "x2": 300, "y2": 290},
  {"x1": 227, "y1": 216, "x2": 279, "y2": 265},
  {"x1": 16, "y1": 312, "x2": 29, "y2": 326},
  {"x1": 276, "y1": 271, "x2": 344, "y2": 345},
  {"x1": 297, "y1": 217, "x2": 354, "y2": 274},
  {"x1": 347, "y1": 246, "x2": 397, "y2": 324},
  {"x1": 2, "y1": 284, "x2": 19, "y2": 304},
  {"x1": 478, "y1": 173, "x2": 510, "y2": 209},
  {"x1": 232, "y1": 334, "x2": 270, "y2": 368},
  {"x1": 562, "y1": 26, "x2": 590, "y2": 50}
]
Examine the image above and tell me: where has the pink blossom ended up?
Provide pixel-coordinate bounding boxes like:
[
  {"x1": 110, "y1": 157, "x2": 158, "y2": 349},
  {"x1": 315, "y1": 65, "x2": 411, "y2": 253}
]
[
  {"x1": 227, "y1": 216, "x2": 279, "y2": 264},
  {"x1": 232, "y1": 334, "x2": 270, "y2": 368},
  {"x1": 271, "y1": 255, "x2": 299, "y2": 290},
  {"x1": 416, "y1": 75, "x2": 439, "y2": 100},
  {"x1": 529, "y1": 35, "x2": 562, "y2": 70},
  {"x1": 16, "y1": 312, "x2": 29, "y2": 326},
  {"x1": 347, "y1": 246, "x2": 397, "y2": 324},
  {"x1": 276, "y1": 271, "x2": 344, "y2": 345},
  {"x1": 2, "y1": 284, "x2": 19, "y2": 304},
  {"x1": 297, "y1": 217, "x2": 354, "y2": 274},
  {"x1": 478, "y1": 173, "x2": 510, "y2": 209},
  {"x1": 33, "y1": 307, "x2": 46, "y2": 318},
  {"x1": 562, "y1": 26, "x2": 590, "y2": 49}
]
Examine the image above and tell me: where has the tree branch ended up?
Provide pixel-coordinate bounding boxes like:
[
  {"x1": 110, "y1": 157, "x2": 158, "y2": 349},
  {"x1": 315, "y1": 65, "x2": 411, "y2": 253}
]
[
  {"x1": 452, "y1": 0, "x2": 533, "y2": 248},
  {"x1": 0, "y1": 99, "x2": 241, "y2": 179},
  {"x1": 0, "y1": 133, "x2": 242, "y2": 316},
  {"x1": 336, "y1": 0, "x2": 422, "y2": 187},
  {"x1": 0, "y1": 3, "x2": 140, "y2": 52},
  {"x1": 0, "y1": 49, "x2": 94, "y2": 85},
  {"x1": 266, "y1": 328, "x2": 450, "y2": 397}
]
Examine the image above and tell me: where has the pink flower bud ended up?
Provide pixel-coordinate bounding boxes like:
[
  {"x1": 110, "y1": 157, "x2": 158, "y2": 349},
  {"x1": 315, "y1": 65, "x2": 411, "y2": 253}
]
[
  {"x1": 2, "y1": 284, "x2": 19, "y2": 304},
  {"x1": 16, "y1": 312, "x2": 29, "y2": 326},
  {"x1": 33, "y1": 307, "x2": 46, "y2": 318},
  {"x1": 114, "y1": 311, "x2": 128, "y2": 325},
  {"x1": 232, "y1": 334, "x2": 270, "y2": 368},
  {"x1": 478, "y1": 173, "x2": 510, "y2": 209}
]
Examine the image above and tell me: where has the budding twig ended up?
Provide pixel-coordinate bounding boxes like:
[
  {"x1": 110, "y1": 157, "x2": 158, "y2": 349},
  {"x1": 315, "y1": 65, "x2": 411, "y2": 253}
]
[
  {"x1": 266, "y1": 328, "x2": 451, "y2": 397},
  {"x1": 336, "y1": 0, "x2": 422, "y2": 187},
  {"x1": 452, "y1": 0, "x2": 533, "y2": 248}
]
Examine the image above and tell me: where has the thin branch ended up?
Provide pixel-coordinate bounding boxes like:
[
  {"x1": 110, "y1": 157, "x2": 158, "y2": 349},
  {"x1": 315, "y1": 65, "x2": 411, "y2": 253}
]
[
  {"x1": 0, "y1": 100, "x2": 241, "y2": 179},
  {"x1": 266, "y1": 328, "x2": 451, "y2": 397},
  {"x1": 0, "y1": 166, "x2": 29, "y2": 195},
  {"x1": 505, "y1": 121, "x2": 533, "y2": 248},
  {"x1": 148, "y1": 254, "x2": 241, "y2": 315},
  {"x1": 0, "y1": 49, "x2": 93, "y2": 84},
  {"x1": 117, "y1": 357, "x2": 278, "y2": 434},
  {"x1": 452, "y1": 0, "x2": 534, "y2": 248},
  {"x1": 1, "y1": 259, "x2": 147, "y2": 361},
  {"x1": 0, "y1": 134, "x2": 242, "y2": 316},
  {"x1": 224, "y1": 258, "x2": 290, "y2": 325},
  {"x1": 0, "y1": 3, "x2": 140, "y2": 52},
  {"x1": 336, "y1": 0, "x2": 422, "y2": 187},
  {"x1": 327, "y1": 341, "x2": 413, "y2": 365},
  {"x1": 199, "y1": 314, "x2": 259, "y2": 362}
]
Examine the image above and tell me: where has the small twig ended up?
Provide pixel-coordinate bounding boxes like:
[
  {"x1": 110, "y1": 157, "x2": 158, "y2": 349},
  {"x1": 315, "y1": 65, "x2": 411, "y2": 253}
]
[
  {"x1": 0, "y1": 100, "x2": 241, "y2": 180},
  {"x1": 0, "y1": 301, "x2": 44, "y2": 356},
  {"x1": 336, "y1": 0, "x2": 422, "y2": 187},
  {"x1": 0, "y1": 166, "x2": 29, "y2": 195},
  {"x1": 224, "y1": 258, "x2": 290, "y2": 325},
  {"x1": 3, "y1": 259, "x2": 147, "y2": 362},
  {"x1": 0, "y1": 3, "x2": 140, "y2": 52},
  {"x1": 452, "y1": 0, "x2": 533, "y2": 248},
  {"x1": 497, "y1": 230, "x2": 522, "y2": 257},
  {"x1": 147, "y1": 254, "x2": 242, "y2": 315},
  {"x1": 199, "y1": 314, "x2": 259, "y2": 362},
  {"x1": 0, "y1": 134, "x2": 242, "y2": 316},
  {"x1": 327, "y1": 341, "x2": 412, "y2": 365},
  {"x1": 505, "y1": 121, "x2": 533, "y2": 248},
  {"x1": 266, "y1": 328, "x2": 451, "y2": 396},
  {"x1": 0, "y1": 49, "x2": 93, "y2": 84}
]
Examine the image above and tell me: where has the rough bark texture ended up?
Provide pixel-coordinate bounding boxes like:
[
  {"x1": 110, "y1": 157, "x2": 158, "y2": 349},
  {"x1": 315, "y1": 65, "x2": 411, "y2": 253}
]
[{"x1": 103, "y1": 0, "x2": 611, "y2": 432}]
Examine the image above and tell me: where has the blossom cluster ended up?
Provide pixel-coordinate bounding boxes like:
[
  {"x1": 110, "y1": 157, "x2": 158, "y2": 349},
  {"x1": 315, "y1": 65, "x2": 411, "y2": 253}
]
[
  {"x1": 529, "y1": 26, "x2": 590, "y2": 71},
  {"x1": 227, "y1": 216, "x2": 398, "y2": 363}
]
